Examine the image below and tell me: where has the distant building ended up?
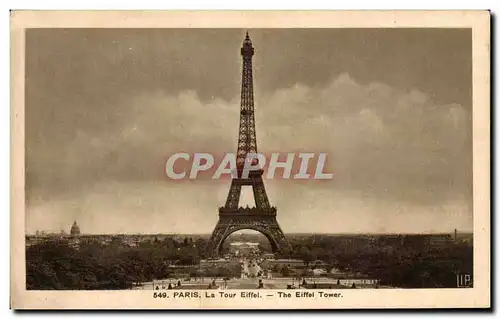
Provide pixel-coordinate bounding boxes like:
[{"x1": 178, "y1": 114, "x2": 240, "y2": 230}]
[
  {"x1": 70, "y1": 221, "x2": 81, "y2": 236},
  {"x1": 200, "y1": 259, "x2": 240, "y2": 268},
  {"x1": 312, "y1": 268, "x2": 327, "y2": 276},
  {"x1": 68, "y1": 237, "x2": 81, "y2": 250},
  {"x1": 427, "y1": 234, "x2": 452, "y2": 247},
  {"x1": 229, "y1": 242, "x2": 259, "y2": 256},
  {"x1": 267, "y1": 259, "x2": 304, "y2": 267},
  {"x1": 329, "y1": 267, "x2": 347, "y2": 276},
  {"x1": 123, "y1": 237, "x2": 139, "y2": 247}
]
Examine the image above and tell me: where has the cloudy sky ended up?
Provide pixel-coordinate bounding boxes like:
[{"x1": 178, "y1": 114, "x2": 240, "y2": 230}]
[{"x1": 25, "y1": 28, "x2": 472, "y2": 234}]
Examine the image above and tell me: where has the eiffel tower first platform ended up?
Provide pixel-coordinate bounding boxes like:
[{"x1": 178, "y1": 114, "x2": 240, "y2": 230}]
[{"x1": 205, "y1": 33, "x2": 291, "y2": 258}]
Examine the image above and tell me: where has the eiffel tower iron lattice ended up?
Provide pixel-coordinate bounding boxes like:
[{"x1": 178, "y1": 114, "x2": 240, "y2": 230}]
[{"x1": 205, "y1": 33, "x2": 291, "y2": 258}]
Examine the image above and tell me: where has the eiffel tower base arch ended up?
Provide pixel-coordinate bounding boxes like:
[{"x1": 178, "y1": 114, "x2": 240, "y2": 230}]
[{"x1": 205, "y1": 207, "x2": 290, "y2": 258}]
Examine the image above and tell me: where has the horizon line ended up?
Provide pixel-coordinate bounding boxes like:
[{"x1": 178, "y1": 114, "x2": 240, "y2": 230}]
[{"x1": 26, "y1": 230, "x2": 472, "y2": 236}]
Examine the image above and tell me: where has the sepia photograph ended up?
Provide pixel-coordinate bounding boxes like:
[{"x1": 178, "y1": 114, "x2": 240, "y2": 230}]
[{"x1": 10, "y1": 11, "x2": 490, "y2": 309}]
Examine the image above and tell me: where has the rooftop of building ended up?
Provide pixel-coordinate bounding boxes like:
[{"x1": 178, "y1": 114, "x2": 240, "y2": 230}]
[{"x1": 229, "y1": 242, "x2": 259, "y2": 246}]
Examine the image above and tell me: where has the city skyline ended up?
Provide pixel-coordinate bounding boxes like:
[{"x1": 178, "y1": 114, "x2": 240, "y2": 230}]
[
  {"x1": 25, "y1": 29, "x2": 472, "y2": 235},
  {"x1": 27, "y1": 228, "x2": 471, "y2": 236}
]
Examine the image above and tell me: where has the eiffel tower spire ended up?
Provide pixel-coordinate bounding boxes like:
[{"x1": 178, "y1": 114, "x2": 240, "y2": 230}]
[
  {"x1": 206, "y1": 33, "x2": 290, "y2": 258},
  {"x1": 225, "y1": 32, "x2": 269, "y2": 210},
  {"x1": 236, "y1": 31, "x2": 257, "y2": 168}
]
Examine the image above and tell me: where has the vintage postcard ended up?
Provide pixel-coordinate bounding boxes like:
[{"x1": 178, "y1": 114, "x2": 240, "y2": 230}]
[{"x1": 10, "y1": 11, "x2": 490, "y2": 309}]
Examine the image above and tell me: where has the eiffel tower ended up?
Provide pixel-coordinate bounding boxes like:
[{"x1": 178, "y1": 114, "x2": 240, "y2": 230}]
[{"x1": 206, "y1": 32, "x2": 290, "y2": 258}]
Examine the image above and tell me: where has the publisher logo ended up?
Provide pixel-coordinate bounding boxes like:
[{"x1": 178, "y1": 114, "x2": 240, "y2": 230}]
[{"x1": 456, "y1": 274, "x2": 473, "y2": 288}]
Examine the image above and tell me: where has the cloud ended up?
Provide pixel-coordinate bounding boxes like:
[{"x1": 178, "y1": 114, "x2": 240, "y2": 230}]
[
  {"x1": 26, "y1": 73, "x2": 472, "y2": 234},
  {"x1": 257, "y1": 73, "x2": 471, "y2": 204}
]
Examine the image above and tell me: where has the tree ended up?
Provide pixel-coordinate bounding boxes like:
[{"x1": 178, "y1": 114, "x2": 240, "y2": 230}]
[
  {"x1": 299, "y1": 246, "x2": 315, "y2": 266},
  {"x1": 280, "y1": 265, "x2": 291, "y2": 277}
]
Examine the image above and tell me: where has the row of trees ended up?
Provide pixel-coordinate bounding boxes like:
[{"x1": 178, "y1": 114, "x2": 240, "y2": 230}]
[
  {"x1": 27, "y1": 242, "x2": 137, "y2": 290},
  {"x1": 331, "y1": 245, "x2": 473, "y2": 288},
  {"x1": 285, "y1": 236, "x2": 473, "y2": 288},
  {"x1": 26, "y1": 237, "x2": 207, "y2": 290}
]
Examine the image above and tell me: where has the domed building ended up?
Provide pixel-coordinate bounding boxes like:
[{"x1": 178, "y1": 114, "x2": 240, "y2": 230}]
[{"x1": 70, "y1": 221, "x2": 81, "y2": 236}]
